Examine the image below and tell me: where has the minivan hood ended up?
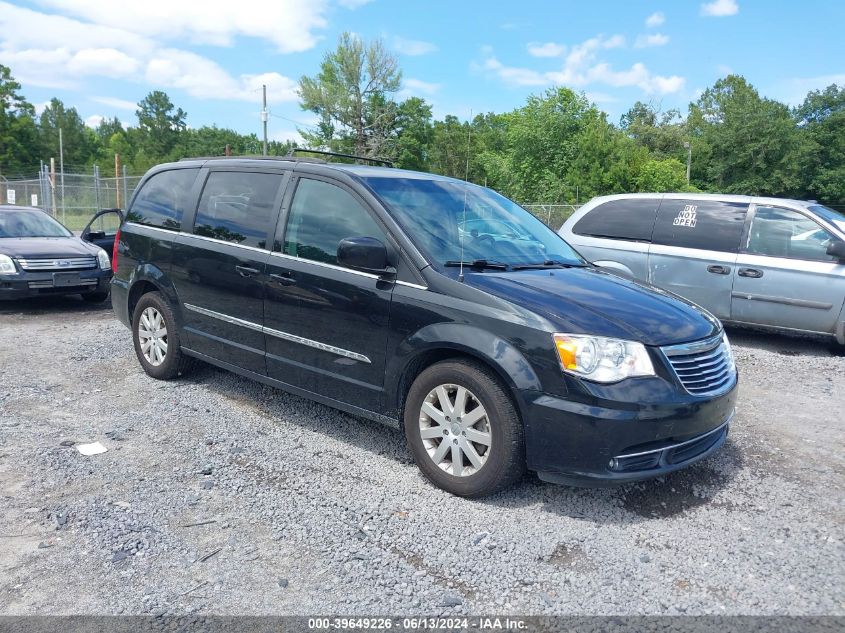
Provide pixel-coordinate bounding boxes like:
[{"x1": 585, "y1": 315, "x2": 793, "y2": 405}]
[
  {"x1": 464, "y1": 266, "x2": 720, "y2": 347},
  {"x1": 0, "y1": 237, "x2": 97, "y2": 259}
]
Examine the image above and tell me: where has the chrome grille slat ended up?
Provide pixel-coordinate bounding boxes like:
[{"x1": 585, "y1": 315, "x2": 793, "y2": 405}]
[
  {"x1": 661, "y1": 335, "x2": 734, "y2": 396},
  {"x1": 17, "y1": 257, "x2": 96, "y2": 271}
]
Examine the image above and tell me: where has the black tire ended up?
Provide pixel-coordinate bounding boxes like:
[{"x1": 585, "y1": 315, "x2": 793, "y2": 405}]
[
  {"x1": 81, "y1": 290, "x2": 110, "y2": 303},
  {"x1": 131, "y1": 291, "x2": 193, "y2": 380},
  {"x1": 403, "y1": 359, "x2": 525, "y2": 497}
]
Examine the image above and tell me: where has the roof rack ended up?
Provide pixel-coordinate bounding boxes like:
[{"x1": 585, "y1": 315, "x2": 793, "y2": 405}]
[
  {"x1": 286, "y1": 148, "x2": 393, "y2": 167},
  {"x1": 177, "y1": 155, "x2": 325, "y2": 163}
]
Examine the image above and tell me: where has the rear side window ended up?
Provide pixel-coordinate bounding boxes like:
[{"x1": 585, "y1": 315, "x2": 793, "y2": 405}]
[
  {"x1": 128, "y1": 168, "x2": 199, "y2": 231},
  {"x1": 572, "y1": 198, "x2": 660, "y2": 242},
  {"x1": 193, "y1": 171, "x2": 283, "y2": 249},
  {"x1": 282, "y1": 178, "x2": 387, "y2": 266},
  {"x1": 652, "y1": 200, "x2": 747, "y2": 253}
]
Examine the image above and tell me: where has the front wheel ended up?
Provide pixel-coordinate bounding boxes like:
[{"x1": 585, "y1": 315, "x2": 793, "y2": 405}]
[
  {"x1": 131, "y1": 291, "x2": 193, "y2": 380},
  {"x1": 403, "y1": 359, "x2": 525, "y2": 497},
  {"x1": 81, "y1": 290, "x2": 110, "y2": 303}
]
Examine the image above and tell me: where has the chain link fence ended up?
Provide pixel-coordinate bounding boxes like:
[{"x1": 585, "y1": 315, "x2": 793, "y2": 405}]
[
  {"x1": 0, "y1": 168, "x2": 142, "y2": 231},
  {"x1": 522, "y1": 204, "x2": 580, "y2": 230}
]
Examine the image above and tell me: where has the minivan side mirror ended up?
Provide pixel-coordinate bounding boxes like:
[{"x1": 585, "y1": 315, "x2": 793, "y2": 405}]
[
  {"x1": 827, "y1": 239, "x2": 845, "y2": 262},
  {"x1": 337, "y1": 237, "x2": 395, "y2": 275}
]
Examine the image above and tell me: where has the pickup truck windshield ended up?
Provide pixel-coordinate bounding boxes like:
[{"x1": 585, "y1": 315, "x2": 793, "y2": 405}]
[{"x1": 363, "y1": 177, "x2": 585, "y2": 269}]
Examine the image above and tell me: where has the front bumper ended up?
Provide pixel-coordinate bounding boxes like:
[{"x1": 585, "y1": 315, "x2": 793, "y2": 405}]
[
  {"x1": 0, "y1": 269, "x2": 112, "y2": 300},
  {"x1": 524, "y1": 373, "x2": 738, "y2": 487}
]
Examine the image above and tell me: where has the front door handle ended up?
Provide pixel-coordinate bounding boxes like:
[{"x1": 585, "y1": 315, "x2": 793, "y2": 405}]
[
  {"x1": 738, "y1": 268, "x2": 764, "y2": 278},
  {"x1": 707, "y1": 264, "x2": 731, "y2": 275},
  {"x1": 235, "y1": 265, "x2": 260, "y2": 278},
  {"x1": 269, "y1": 271, "x2": 296, "y2": 286}
]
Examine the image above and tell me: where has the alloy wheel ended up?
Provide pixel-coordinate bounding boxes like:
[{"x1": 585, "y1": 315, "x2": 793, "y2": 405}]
[{"x1": 138, "y1": 306, "x2": 168, "y2": 366}]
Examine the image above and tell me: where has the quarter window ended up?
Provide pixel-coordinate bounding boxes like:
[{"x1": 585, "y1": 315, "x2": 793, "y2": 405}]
[
  {"x1": 572, "y1": 198, "x2": 660, "y2": 242},
  {"x1": 128, "y1": 168, "x2": 199, "y2": 230},
  {"x1": 652, "y1": 200, "x2": 747, "y2": 253},
  {"x1": 283, "y1": 178, "x2": 388, "y2": 266},
  {"x1": 746, "y1": 206, "x2": 837, "y2": 262},
  {"x1": 194, "y1": 172, "x2": 283, "y2": 248}
]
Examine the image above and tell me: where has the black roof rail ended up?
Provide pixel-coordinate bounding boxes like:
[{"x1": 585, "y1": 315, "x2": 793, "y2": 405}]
[
  {"x1": 286, "y1": 148, "x2": 393, "y2": 167},
  {"x1": 177, "y1": 155, "x2": 327, "y2": 163}
]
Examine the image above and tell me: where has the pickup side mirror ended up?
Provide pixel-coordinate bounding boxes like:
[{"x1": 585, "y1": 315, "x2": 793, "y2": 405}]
[
  {"x1": 826, "y1": 239, "x2": 845, "y2": 262},
  {"x1": 337, "y1": 237, "x2": 395, "y2": 275}
]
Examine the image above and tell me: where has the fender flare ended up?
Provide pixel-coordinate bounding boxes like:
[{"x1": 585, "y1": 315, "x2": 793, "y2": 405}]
[
  {"x1": 127, "y1": 264, "x2": 184, "y2": 324},
  {"x1": 386, "y1": 322, "x2": 542, "y2": 419}
]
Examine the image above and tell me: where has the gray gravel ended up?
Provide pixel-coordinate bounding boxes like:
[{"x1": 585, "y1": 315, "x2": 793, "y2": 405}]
[{"x1": 0, "y1": 295, "x2": 843, "y2": 615}]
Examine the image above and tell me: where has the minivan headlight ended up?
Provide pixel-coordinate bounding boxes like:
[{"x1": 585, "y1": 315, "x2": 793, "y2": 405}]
[
  {"x1": 722, "y1": 332, "x2": 735, "y2": 373},
  {"x1": 96, "y1": 248, "x2": 110, "y2": 270},
  {"x1": 553, "y1": 333, "x2": 655, "y2": 383},
  {"x1": 0, "y1": 254, "x2": 17, "y2": 274}
]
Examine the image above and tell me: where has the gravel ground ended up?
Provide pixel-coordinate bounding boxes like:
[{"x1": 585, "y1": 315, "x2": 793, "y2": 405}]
[{"x1": 0, "y1": 295, "x2": 843, "y2": 616}]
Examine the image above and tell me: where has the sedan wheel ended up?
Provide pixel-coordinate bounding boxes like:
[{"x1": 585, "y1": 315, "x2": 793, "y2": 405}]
[
  {"x1": 419, "y1": 383, "x2": 492, "y2": 477},
  {"x1": 138, "y1": 306, "x2": 168, "y2": 366}
]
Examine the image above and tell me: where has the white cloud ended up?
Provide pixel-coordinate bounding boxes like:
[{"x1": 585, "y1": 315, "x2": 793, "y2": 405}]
[
  {"x1": 392, "y1": 36, "x2": 437, "y2": 56},
  {"x1": 403, "y1": 78, "x2": 441, "y2": 95},
  {"x1": 782, "y1": 74, "x2": 845, "y2": 106},
  {"x1": 477, "y1": 34, "x2": 685, "y2": 95},
  {"x1": 635, "y1": 33, "x2": 670, "y2": 48},
  {"x1": 36, "y1": 0, "x2": 328, "y2": 53},
  {"x1": 91, "y1": 96, "x2": 139, "y2": 110},
  {"x1": 701, "y1": 0, "x2": 739, "y2": 17},
  {"x1": 527, "y1": 42, "x2": 566, "y2": 58},
  {"x1": 67, "y1": 48, "x2": 141, "y2": 77},
  {"x1": 85, "y1": 114, "x2": 104, "y2": 128},
  {"x1": 645, "y1": 12, "x2": 665, "y2": 27},
  {"x1": 0, "y1": 2, "x2": 300, "y2": 103},
  {"x1": 585, "y1": 91, "x2": 618, "y2": 104},
  {"x1": 337, "y1": 0, "x2": 373, "y2": 8}
]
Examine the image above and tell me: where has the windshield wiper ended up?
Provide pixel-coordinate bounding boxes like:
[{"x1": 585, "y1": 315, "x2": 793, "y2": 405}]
[
  {"x1": 511, "y1": 259, "x2": 586, "y2": 270},
  {"x1": 444, "y1": 259, "x2": 509, "y2": 271}
]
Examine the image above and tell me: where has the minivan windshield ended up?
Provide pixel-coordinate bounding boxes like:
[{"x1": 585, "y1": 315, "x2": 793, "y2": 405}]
[
  {"x1": 363, "y1": 177, "x2": 585, "y2": 268},
  {"x1": 809, "y1": 204, "x2": 845, "y2": 234},
  {"x1": 0, "y1": 210, "x2": 72, "y2": 238}
]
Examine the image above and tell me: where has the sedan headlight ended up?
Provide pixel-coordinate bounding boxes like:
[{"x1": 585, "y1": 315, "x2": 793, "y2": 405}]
[
  {"x1": 0, "y1": 254, "x2": 17, "y2": 274},
  {"x1": 553, "y1": 333, "x2": 655, "y2": 383},
  {"x1": 96, "y1": 248, "x2": 110, "y2": 270}
]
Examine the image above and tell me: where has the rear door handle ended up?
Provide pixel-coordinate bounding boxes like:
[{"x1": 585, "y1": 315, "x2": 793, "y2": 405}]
[
  {"x1": 707, "y1": 265, "x2": 731, "y2": 275},
  {"x1": 269, "y1": 271, "x2": 296, "y2": 286},
  {"x1": 738, "y1": 268, "x2": 763, "y2": 278},
  {"x1": 235, "y1": 265, "x2": 260, "y2": 278}
]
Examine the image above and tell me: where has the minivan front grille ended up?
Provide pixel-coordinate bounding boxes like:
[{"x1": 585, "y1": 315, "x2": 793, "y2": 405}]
[
  {"x1": 17, "y1": 257, "x2": 97, "y2": 271},
  {"x1": 661, "y1": 334, "x2": 734, "y2": 396}
]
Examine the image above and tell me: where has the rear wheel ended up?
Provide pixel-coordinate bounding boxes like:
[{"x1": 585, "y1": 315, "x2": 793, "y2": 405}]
[
  {"x1": 404, "y1": 359, "x2": 525, "y2": 497},
  {"x1": 132, "y1": 291, "x2": 193, "y2": 380}
]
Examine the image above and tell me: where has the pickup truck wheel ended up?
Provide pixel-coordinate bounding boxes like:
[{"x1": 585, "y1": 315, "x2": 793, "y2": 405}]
[
  {"x1": 132, "y1": 291, "x2": 193, "y2": 380},
  {"x1": 404, "y1": 360, "x2": 525, "y2": 497}
]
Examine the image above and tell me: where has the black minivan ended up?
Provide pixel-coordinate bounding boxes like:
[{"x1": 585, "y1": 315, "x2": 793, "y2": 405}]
[{"x1": 111, "y1": 155, "x2": 738, "y2": 497}]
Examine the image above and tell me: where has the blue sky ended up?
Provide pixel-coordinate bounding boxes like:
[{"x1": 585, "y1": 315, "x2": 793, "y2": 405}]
[{"x1": 1, "y1": 0, "x2": 843, "y2": 143}]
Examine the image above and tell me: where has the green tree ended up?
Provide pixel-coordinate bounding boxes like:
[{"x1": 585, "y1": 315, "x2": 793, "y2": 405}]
[
  {"x1": 38, "y1": 98, "x2": 97, "y2": 167},
  {"x1": 0, "y1": 64, "x2": 40, "y2": 175},
  {"x1": 136, "y1": 91, "x2": 187, "y2": 159},
  {"x1": 620, "y1": 101, "x2": 688, "y2": 162},
  {"x1": 298, "y1": 32, "x2": 401, "y2": 158},
  {"x1": 635, "y1": 158, "x2": 692, "y2": 192},
  {"x1": 794, "y1": 84, "x2": 845, "y2": 203},
  {"x1": 688, "y1": 75, "x2": 801, "y2": 196},
  {"x1": 393, "y1": 97, "x2": 433, "y2": 170}
]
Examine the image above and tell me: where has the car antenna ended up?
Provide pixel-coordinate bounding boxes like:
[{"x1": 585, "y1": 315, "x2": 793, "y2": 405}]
[{"x1": 458, "y1": 110, "x2": 472, "y2": 283}]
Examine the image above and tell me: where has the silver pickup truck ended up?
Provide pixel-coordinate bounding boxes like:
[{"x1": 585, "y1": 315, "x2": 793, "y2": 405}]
[{"x1": 559, "y1": 193, "x2": 845, "y2": 346}]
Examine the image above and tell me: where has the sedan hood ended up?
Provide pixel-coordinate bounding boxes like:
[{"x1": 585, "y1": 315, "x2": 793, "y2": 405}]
[
  {"x1": 0, "y1": 237, "x2": 98, "y2": 259},
  {"x1": 464, "y1": 266, "x2": 720, "y2": 347}
]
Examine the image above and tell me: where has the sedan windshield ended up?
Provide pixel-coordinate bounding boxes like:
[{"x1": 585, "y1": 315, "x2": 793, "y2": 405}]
[
  {"x1": 363, "y1": 177, "x2": 585, "y2": 268},
  {"x1": 0, "y1": 210, "x2": 72, "y2": 238}
]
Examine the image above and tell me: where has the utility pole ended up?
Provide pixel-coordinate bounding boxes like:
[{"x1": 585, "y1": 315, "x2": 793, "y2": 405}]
[
  {"x1": 49, "y1": 157, "x2": 57, "y2": 217},
  {"x1": 115, "y1": 153, "x2": 122, "y2": 208},
  {"x1": 59, "y1": 127, "x2": 65, "y2": 223},
  {"x1": 684, "y1": 141, "x2": 692, "y2": 184},
  {"x1": 261, "y1": 84, "x2": 268, "y2": 156}
]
